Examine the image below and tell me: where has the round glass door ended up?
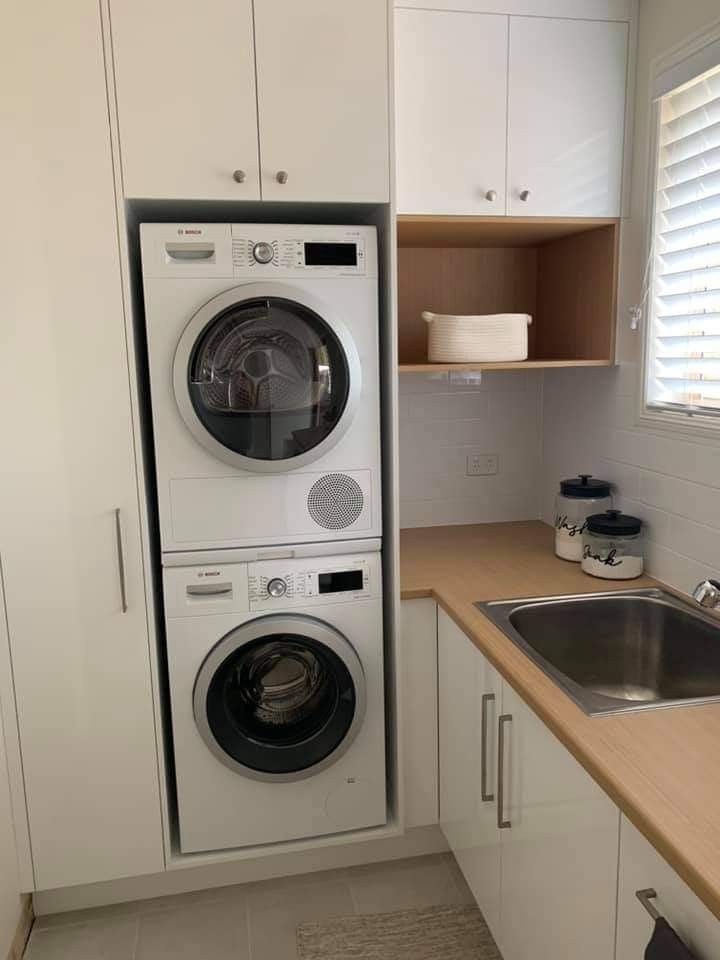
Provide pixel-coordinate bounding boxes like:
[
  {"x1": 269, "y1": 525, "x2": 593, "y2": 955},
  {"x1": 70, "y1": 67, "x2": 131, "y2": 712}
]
[
  {"x1": 173, "y1": 286, "x2": 361, "y2": 472},
  {"x1": 193, "y1": 617, "x2": 366, "y2": 781}
]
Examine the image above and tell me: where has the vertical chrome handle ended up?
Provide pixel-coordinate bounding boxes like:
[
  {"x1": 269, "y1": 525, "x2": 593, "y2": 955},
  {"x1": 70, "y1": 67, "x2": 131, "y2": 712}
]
[
  {"x1": 497, "y1": 714, "x2": 512, "y2": 829},
  {"x1": 114, "y1": 508, "x2": 128, "y2": 614},
  {"x1": 519, "y1": 189, "x2": 531, "y2": 202},
  {"x1": 276, "y1": 170, "x2": 289, "y2": 184},
  {"x1": 481, "y1": 693, "x2": 495, "y2": 802}
]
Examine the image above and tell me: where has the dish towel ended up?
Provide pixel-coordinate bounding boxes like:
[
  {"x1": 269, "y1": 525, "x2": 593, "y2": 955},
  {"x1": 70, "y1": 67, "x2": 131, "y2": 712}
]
[{"x1": 645, "y1": 918, "x2": 696, "y2": 960}]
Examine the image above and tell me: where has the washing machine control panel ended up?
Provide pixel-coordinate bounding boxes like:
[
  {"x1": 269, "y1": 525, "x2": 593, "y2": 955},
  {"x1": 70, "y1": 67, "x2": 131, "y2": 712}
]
[
  {"x1": 232, "y1": 229, "x2": 367, "y2": 276},
  {"x1": 248, "y1": 557, "x2": 372, "y2": 610}
]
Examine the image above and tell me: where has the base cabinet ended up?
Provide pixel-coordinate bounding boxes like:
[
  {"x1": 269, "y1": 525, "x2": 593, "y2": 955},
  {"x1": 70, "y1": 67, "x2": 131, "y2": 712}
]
[
  {"x1": 617, "y1": 817, "x2": 720, "y2": 959},
  {"x1": 438, "y1": 608, "x2": 619, "y2": 959}
]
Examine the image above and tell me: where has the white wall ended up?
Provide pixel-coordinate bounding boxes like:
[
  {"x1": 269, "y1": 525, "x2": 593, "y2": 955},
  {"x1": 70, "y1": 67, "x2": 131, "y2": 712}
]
[
  {"x1": 0, "y1": 710, "x2": 21, "y2": 957},
  {"x1": 399, "y1": 369, "x2": 543, "y2": 527},
  {"x1": 541, "y1": 0, "x2": 720, "y2": 594}
]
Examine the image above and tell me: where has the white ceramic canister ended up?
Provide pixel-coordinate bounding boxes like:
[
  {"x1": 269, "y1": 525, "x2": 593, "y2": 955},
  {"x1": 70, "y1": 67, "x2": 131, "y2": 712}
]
[
  {"x1": 555, "y1": 475, "x2": 612, "y2": 562},
  {"x1": 581, "y1": 510, "x2": 644, "y2": 580}
]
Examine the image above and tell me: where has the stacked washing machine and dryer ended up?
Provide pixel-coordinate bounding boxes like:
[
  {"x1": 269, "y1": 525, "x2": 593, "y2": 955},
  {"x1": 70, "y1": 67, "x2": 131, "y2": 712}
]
[{"x1": 141, "y1": 223, "x2": 386, "y2": 854}]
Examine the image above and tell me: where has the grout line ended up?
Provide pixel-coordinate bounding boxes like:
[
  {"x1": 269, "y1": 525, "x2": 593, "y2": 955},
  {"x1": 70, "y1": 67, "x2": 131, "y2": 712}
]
[
  {"x1": 130, "y1": 916, "x2": 140, "y2": 960},
  {"x1": 245, "y1": 896, "x2": 254, "y2": 960}
]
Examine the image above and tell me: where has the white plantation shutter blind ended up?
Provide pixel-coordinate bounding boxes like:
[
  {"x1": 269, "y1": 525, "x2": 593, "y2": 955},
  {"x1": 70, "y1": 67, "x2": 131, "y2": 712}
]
[{"x1": 647, "y1": 55, "x2": 720, "y2": 417}]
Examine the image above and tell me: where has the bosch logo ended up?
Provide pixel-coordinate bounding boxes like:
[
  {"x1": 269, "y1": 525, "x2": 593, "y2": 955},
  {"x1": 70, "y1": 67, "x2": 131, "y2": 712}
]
[{"x1": 177, "y1": 228, "x2": 203, "y2": 236}]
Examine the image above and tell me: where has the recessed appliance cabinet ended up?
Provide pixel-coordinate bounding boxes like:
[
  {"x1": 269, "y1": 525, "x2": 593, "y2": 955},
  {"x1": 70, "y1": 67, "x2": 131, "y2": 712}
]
[
  {"x1": 395, "y1": 4, "x2": 630, "y2": 217},
  {"x1": 2, "y1": 0, "x2": 163, "y2": 889},
  {"x1": 437, "y1": 608, "x2": 619, "y2": 960},
  {"x1": 397, "y1": 217, "x2": 619, "y2": 370},
  {"x1": 109, "y1": 0, "x2": 390, "y2": 202}
]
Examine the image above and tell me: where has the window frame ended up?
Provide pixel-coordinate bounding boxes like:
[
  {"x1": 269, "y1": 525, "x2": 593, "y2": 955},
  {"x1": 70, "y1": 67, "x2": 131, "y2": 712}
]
[{"x1": 638, "y1": 19, "x2": 720, "y2": 441}]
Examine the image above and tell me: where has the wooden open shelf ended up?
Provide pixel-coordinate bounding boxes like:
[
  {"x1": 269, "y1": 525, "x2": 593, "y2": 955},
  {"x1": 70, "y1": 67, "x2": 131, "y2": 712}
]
[
  {"x1": 399, "y1": 359, "x2": 612, "y2": 373},
  {"x1": 397, "y1": 215, "x2": 620, "y2": 370}
]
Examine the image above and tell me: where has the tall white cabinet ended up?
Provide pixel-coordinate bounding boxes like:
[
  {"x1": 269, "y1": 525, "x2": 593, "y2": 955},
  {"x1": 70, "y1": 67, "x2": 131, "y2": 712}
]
[
  {"x1": 437, "y1": 608, "x2": 619, "y2": 960},
  {"x1": 1, "y1": 1, "x2": 163, "y2": 890},
  {"x1": 111, "y1": 0, "x2": 390, "y2": 202}
]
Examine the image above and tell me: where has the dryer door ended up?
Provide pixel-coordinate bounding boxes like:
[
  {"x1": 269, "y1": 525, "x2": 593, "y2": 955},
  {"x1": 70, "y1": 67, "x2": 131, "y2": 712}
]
[
  {"x1": 193, "y1": 614, "x2": 366, "y2": 782},
  {"x1": 173, "y1": 284, "x2": 361, "y2": 473}
]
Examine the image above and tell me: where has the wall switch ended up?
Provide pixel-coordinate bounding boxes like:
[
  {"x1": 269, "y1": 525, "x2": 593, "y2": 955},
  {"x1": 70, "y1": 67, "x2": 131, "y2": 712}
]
[{"x1": 466, "y1": 453, "x2": 499, "y2": 476}]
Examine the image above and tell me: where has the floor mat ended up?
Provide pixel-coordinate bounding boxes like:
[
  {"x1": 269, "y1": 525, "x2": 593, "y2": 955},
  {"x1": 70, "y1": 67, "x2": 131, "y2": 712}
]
[{"x1": 296, "y1": 903, "x2": 502, "y2": 960}]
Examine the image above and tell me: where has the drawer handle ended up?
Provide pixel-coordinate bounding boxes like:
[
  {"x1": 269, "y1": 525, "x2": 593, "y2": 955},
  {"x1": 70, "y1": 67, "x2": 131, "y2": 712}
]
[
  {"x1": 636, "y1": 888, "x2": 661, "y2": 921},
  {"x1": 481, "y1": 693, "x2": 495, "y2": 802},
  {"x1": 497, "y1": 713, "x2": 512, "y2": 829}
]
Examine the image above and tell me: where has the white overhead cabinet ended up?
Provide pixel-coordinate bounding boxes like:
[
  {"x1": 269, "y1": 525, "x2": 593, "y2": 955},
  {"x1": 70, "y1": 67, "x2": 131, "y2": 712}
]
[
  {"x1": 507, "y1": 16, "x2": 629, "y2": 216},
  {"x1": 110, "y1": 0, "x2": 261, "y2": 201},
  {"x1": 2, "y1": 1, "x2": 163, "y2": 889},
  {"x1": 394, "y1": 9, "x2": 508, "y2": 215},
  {"x1": 394, "y1": 7, "x2": 630, "y2": 217},
  {"x1": 437, "y1": 609, "x2": 619, "y2": 960},
  {"x1": 110, "y1": 0, "x2": 390, "y2": 202}
]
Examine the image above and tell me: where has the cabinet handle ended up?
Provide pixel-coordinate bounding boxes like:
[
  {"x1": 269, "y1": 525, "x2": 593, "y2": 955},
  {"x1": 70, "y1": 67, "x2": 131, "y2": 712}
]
[
  {"x1": 519, "y1": 189, "x2": 531, "y2": 202},
  {"x1": 485, "y1": 190, "x2": 497, "y2": 202},
  {"x1": 276, "y1": 170, "x2": 289, "y2": 184},
  {"x1": 481, "y1": 693, "x2": 495, "y2": 802},
  {"x1": 497, "y1": 713, "x2": 512, "y2": 829},
  {"x1": 636, "y1": 889, "x2": 661, "y2": 921},
  {"x1": 232, "y1": 169, "x2": 246, "y2": 183},
  {"x1": 114, "y1": 508, "x2": 128, "y2": 614}
]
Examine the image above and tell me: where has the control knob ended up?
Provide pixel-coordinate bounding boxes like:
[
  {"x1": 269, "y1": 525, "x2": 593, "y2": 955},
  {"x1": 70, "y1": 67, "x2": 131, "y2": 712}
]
[
  {"x1": 252, "y1": 241, "x2": 274, "y2": 264},
  {"x1": 267, "y1": 577, "x2": 287, "y2": 598}
]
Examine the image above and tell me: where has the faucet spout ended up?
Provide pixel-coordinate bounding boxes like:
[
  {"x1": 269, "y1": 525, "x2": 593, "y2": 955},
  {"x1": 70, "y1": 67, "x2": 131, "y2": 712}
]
[{"x1": 692, "y1": 579, "x2": 720, "y2": 610}]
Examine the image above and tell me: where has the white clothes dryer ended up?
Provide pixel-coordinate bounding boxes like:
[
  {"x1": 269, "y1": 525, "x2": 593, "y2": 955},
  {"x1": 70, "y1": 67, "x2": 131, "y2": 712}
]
[
  {"x1": 163, "y1": 544, "x2": 386, "y2": 854},
  {"x1": 140, "y1": 223, "x2": 381, "y2": 554}
]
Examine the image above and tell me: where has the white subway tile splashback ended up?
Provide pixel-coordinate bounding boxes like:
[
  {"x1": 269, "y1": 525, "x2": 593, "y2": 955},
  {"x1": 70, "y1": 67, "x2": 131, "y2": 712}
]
[
  {"x1": 399, "y1": 371, "x2": 543, "y2": 528},
  {"x1": 542, "y1": 364, "x2": 720, "y2": 598}
]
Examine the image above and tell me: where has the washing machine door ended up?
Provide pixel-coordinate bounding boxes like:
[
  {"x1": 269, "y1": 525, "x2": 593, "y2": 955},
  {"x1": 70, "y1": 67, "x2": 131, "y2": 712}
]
[
  {"x1": 173, "y1": 283, "x2": 361, "y2": 473},
  {"x1": 193, "y1": 615, "x2": 367, "y2": 782}
]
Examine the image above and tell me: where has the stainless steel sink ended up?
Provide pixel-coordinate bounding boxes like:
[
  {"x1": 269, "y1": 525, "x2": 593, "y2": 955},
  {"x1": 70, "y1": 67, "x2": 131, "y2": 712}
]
[{"x1": 477, "y1": 588, "x2": 720, "y2": 716}]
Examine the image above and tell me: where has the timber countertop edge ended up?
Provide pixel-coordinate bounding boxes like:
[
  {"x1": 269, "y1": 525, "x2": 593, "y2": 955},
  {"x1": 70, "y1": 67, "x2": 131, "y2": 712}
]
[{"x1": 400, "y1": 521, "x2": 720, "y2": 923}]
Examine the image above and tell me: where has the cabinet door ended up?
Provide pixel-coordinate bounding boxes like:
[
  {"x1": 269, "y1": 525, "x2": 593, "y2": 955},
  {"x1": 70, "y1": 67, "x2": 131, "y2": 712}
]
[
  {"x1": 617, "y1": 817, "x2": 720, "y2": 960},
  {"x1": 110, "y1": 0, "x2": 260, "y2": 200},
  {"x1": 400, "y1": 600, "x2": 439, "y2": 829},
  {"x1": 395, "y1": 9, "x2": 508, "y2": 215},
  {"x1": 498, "y1": 684, "x2": 619, "y2": 960},
  {"x1": 507, "y1": 16, "x2": 628, "y2": 217},
  {"x1": 254, "y1": 0, "x2": 389, "y2": 202},
  {"x1": 2, "y1": 2, "x2": 163, "y2": 888},
  {"x1": 438, "y1": 609, "x2": 502, "y2": 936}
]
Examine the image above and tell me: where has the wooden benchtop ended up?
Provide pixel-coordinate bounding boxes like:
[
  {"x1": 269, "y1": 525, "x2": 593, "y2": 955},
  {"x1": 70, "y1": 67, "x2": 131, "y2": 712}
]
[{"x1": 400, "y1": 521, "x2": 720, "y2": 921}]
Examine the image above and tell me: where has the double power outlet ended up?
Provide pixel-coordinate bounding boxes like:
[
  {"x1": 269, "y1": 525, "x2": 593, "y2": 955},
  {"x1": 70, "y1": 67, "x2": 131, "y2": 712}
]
[{"x1": 466, "y1": 453, "x2": 499, "y2": 477}]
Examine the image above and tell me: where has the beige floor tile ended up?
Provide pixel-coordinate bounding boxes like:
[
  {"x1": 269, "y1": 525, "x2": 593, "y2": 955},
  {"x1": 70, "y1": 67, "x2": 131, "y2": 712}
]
[
  {"x1": 443, "y1": 852, "x2": 479, "y2": 905},
  {"x1": 135, "y1": 899, "x2": 249, "y2": 960},
  {"x1": 248, "y1": 877, "x2": 355, "y2": 960},
  {"x1": 25, "y1": 916, "x2": 139, "y2": 960},
  {"x1": 33, "y1": 900, "x2": 142, "y2": 930},
  {"x1": 347, "y1": 853, "x2": 467, "y2": 914},
  {"x1": 137, "y1": 881, "x2": 246, "y2": 914}
]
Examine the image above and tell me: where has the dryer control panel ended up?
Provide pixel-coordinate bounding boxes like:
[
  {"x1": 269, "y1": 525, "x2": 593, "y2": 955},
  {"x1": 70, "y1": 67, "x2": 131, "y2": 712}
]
[
  {"x1": 248, "y1": 555, "x2": 374, "y2": 611},
  {"x1": 231, "y1": 226, "x2": 368, "y2": 277}
]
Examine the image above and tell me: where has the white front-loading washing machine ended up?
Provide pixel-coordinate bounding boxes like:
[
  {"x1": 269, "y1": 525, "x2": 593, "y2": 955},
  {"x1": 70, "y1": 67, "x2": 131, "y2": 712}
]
[
  {"x1": 140, "y1": 223, "x2": 381, "y2": 555},
  {"x1": 163, "y1": 543, "x2": 386, "y2": 854}
]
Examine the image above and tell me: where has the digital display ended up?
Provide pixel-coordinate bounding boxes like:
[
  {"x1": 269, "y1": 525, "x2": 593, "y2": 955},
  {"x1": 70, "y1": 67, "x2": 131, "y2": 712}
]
[
  {"x1": 304, "y1": 242, "x2": 358, "y2": 266},
  {"x1": 318, "y1": 570, "x2": 364, "y2": 594}
]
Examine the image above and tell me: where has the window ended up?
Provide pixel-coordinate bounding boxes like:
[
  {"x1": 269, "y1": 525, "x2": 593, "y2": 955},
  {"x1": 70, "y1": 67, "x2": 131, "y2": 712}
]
[{"x1": 645, "y1": 44, "x2": 720, "y2": 423}]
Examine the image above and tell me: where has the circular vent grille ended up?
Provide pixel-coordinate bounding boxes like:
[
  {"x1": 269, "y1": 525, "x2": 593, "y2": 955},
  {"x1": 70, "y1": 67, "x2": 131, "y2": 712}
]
[{"x1": 307, "y1": 474, "x2": 364, "y2": 530}]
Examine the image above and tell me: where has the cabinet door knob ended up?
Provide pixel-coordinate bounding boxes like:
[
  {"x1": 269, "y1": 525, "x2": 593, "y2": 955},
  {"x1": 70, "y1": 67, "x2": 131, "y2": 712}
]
[
  {"x1": 485, "y1": 189, "x2": 498, "y2": 202},
  {"x1": 519, "y1": 189, "x2": 531, "y2": 202},
  {"x1": 232, "y1": 169, "x2": 246, "y2": 183},
  {"x1": 276, "y1": 170, "x2": 289, "y2": 185}
]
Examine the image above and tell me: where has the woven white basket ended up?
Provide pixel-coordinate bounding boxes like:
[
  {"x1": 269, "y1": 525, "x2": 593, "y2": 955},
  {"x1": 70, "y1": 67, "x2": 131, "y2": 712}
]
[{"x1": 422, "y1": 311, "x2": 532, "y2": 363}]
